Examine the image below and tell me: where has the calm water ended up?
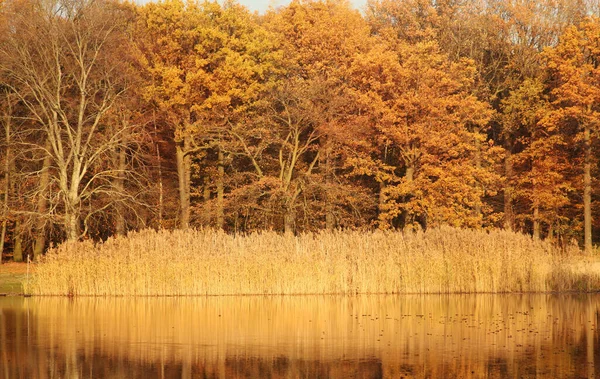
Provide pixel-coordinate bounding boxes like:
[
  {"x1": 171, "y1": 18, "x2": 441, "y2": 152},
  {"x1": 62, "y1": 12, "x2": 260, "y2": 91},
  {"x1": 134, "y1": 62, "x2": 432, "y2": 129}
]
[{"x1": 1, "y1": 294, "x2": 599, "y2": 378}]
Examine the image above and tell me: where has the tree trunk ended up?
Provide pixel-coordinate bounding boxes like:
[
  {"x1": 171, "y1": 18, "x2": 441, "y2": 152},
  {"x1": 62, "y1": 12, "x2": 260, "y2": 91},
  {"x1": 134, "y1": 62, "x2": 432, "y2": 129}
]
[
  {"x1": 13, "y1": 219, "x2": 22, "y2": 262},
  {"x1": 154, "y1": 112, "x2": 164, "y2": 228},
  {"x1": 321, "y1": 137, "x2": 335, "y2": 230},
  {"x1": 533, "y1": 172, "x2": 540, "y2": 240},
  {"x1": 1, "y1": 100, "x2": 12, "y2": 262},
  {"x1": 0, "y1": 219, "x2": 6, "y2": 264},
  {"x1": 203, "y1": 178, "x2": 211, "y2": 227},
  {"x1": 157, "y1": 151, "x2": 164, "y2": 229},
  {"x1": 584, "y1": 123, "x2": 593, "y2": 254},
  {"x1": 474, "y1": 129, "x2": 482, "y2": 222},
  {"x1": 114, "y1": 146, "x2": 127, "y2": 236},
  {"x1": 33, "y1": 148, "x2": 52, "y2": 260},
  {"x1": 216, "y1": 147, "x2": 225, "y2": 229},
  {"x1": 284, "y1": 203, "x2": 295, "y2": 235},
  {"x1": 533, "y1": 201, "x2": 540, "y2": 240},
  {"x1": 405, "y1": 165, "x2": 414, "y2": 182},
  {"x1": 325, "y1": 200, "x2": 335, "y2": 230},
  {"x1": 175, "y1": 135, "x2": 191, "y2": 229},
  {"x1": 403, "y1": 163, "x2": 415, "y2": 228},
  {"x1": 378, "y1": 181, "x2": 387, "y2": 228},
  {"x1": 65, "y1": 206, "x2": 80, "y2": 241},
  {"x1": 1, "y1": 144, "x2": 9, "y2": 264},
  {"x1": 504, "y1": 147, "x2": 514, "y2": 231}
]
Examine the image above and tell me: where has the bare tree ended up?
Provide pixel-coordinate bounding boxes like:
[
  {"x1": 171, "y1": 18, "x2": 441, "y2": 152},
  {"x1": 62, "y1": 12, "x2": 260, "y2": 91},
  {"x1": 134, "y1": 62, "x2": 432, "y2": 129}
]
[{"x1": 0, "y1": 0, "x2": 146, "y2": 241}]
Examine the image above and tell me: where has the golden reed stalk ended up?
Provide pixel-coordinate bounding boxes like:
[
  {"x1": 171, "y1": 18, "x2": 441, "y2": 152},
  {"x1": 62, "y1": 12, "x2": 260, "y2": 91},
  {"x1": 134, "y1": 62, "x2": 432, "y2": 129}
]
[{"x1": 27, "y1": 227, "x2": 600, "y2": 296}]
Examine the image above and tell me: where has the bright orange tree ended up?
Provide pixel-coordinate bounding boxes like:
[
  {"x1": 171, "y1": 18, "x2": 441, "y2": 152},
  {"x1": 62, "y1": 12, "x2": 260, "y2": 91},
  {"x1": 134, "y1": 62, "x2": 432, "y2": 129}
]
[
  {"x1": 224, "y1": 0, "x2": 375, "y2": 233},
  {"x1": 502, "y1": 78, "x2": 572, "y2": 240},
  {"x1": 135, "y1": 0, "x2": 206, "y2": 229},
  {"x1": 543, "y1": 18, "x2": 600, "y2": 253},
  {"x1": 135, "y1": 0, "x2": 279, "y2": 229},
  {"x1": 349, "y1": 32, "x2": 500, "y2": 229}
]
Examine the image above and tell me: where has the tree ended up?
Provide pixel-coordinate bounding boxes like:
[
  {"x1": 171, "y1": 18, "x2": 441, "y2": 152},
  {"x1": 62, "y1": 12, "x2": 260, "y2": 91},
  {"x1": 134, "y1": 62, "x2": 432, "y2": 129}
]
[
  {"x1": 192, "y1": 1, "x2": 281, "y2": 230},
  {"x1": 349, "y1": 35, "x2": 498, "y2": 229},
  {"x1": 367, "y1": 0, "x2": 590, "y2": 231},
  {"x1": 223, "y1": 78, "x2": 322, "y2": 233},
  {"x1": 136, "y1": 0, "x2": 279, "y2": 230},
  {"x1": 135, "y1": 0, "x2": 205, "y2": 229},
  {"x1": 543, "y1": 18, "x2": 600, "y2": 253},
  {"x1": 0, "y1": 0, "x2": 143, "y2": 241},
  {"x1": 502, "y1": 78, "x2": 571, "y2": 240},
  {"x1": 244, "y1": 0, "x2": 375, "y2": 232}
]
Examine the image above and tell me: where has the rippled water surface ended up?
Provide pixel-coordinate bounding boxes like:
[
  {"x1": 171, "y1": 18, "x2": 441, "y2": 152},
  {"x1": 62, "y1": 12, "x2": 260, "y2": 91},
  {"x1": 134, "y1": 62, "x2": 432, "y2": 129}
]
[{"x1": 1, "y1": 294, "x2": 599, "y2": 378}]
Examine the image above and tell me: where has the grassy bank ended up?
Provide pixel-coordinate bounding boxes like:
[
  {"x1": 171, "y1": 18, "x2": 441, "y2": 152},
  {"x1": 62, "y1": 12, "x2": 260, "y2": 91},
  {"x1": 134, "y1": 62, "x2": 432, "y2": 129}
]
[
  {"x1": 0, "y1": 263, "x2": 30, "y2": 294},
  {"x1": 28, "y1": 227, "x2": 600, "y2": 296}
]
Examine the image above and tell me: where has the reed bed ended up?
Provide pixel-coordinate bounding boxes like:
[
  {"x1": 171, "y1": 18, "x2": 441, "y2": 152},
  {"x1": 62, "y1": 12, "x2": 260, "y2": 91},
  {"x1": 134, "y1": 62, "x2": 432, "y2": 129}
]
[{"x1": 27, "y1": 227, "x2": 600, "y2": 296}]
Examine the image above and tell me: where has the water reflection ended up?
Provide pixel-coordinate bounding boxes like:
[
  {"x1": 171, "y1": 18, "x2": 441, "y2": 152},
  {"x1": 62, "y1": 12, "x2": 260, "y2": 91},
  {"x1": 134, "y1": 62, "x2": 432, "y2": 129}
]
[{"x1": 1, "y1": 295, "x2": 599, "y2": 378}]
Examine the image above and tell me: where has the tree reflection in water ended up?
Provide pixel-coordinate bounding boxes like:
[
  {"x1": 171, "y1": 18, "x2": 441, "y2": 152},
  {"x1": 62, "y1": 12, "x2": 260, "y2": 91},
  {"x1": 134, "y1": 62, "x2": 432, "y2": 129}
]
[{"x1": 1, "y1": 295, "x2": 599, "y2": 378}]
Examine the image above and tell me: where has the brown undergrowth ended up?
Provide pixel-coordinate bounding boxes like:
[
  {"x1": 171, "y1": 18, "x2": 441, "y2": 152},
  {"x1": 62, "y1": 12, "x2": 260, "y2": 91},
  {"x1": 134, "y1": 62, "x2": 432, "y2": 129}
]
[{"x1": 27, "y1": 227, "x2": 600, "y2": 296}]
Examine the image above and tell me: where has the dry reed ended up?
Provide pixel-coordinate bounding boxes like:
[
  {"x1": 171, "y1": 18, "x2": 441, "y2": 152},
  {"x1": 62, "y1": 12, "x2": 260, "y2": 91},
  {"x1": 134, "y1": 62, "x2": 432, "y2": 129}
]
[{"x1": 27, "y1": 227, "x2": 600, "y2": 296}]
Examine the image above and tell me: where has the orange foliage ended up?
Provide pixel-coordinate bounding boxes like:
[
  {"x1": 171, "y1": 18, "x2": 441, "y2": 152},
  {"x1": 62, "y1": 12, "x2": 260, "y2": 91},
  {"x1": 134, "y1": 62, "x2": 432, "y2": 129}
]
[
  {"x1": 3, "y1": 0, "x2": 600, "y2": 254},
  {"x1": 349, "y1": 31, "x2": 499, "y2": 228}
]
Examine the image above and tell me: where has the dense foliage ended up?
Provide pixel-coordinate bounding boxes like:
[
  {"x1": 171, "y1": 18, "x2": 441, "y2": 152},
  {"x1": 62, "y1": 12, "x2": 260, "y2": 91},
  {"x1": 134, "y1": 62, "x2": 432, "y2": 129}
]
[{"x1": 2, "y1": 0, "x2": 600, "y2": 259}]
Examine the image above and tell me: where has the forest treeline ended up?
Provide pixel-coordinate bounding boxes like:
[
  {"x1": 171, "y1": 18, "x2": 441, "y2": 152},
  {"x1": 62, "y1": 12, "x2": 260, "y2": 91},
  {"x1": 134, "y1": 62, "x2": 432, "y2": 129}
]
[{"x1": 1, "y1": 0, "x2": 600, "y2": 261}]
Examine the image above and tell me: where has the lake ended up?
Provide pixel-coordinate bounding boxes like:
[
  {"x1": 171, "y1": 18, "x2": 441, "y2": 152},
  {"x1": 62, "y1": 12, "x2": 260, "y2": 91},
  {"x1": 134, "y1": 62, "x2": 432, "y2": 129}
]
[{"x1": 1, "y1": 294, "x2": 599, "y2": 378}]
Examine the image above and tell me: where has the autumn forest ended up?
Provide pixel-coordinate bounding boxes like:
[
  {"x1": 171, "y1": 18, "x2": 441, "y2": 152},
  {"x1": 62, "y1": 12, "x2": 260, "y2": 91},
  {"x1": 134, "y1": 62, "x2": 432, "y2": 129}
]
[{"x1": 2, "y1": 0, "x2": 600, "y2": 262}]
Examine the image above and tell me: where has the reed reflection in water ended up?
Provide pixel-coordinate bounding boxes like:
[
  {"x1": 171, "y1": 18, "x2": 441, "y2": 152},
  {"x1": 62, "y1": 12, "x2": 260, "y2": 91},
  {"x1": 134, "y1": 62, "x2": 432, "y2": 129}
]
[{"x1": 1, "y1": 294, "x2": 599, "y2": 378}]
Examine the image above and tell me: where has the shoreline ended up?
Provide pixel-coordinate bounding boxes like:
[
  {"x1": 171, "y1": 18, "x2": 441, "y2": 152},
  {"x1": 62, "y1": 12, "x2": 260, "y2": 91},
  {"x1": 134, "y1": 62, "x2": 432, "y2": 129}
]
[
  {"x1": 0, "y1": 262, "x2": 30, "y2": 295},
  {"x1": 3, "y1": 287, "x2": 600, "y2": 297}
]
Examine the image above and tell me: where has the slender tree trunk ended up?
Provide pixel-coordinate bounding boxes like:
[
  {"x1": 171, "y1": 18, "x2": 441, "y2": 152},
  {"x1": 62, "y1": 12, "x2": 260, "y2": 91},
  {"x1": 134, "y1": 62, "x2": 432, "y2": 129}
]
[
  {"x1": 13, "y1": 219, "x2": 22, "y2": 262},
  {"x1": 474, "y1": 129, "x2": 482, "y2": 221},
  {"x1": 175, "y1": 135, "x2": 191, "y2": 229},
  {"x1": 504, "y1": 147, "x2": 514, "y2": 230},
  {"x1": 533, "y1": 202, "x2": 540, "y2": 240},
  {"x1": 1, "y1": 100, "x2": 12, "y2": 263},
  {"x1": 325, "y1": 200, "x2": 335, "y2": 230},
  {"x1": 378, "y1": 142, "x2": 389, "y2": 228},
  {"x1": 403, "y1": 163, "x2": 415, "y2": 228},
  {"x1": 321, "y1": 137, "x2": 335, "y2": 230},
  {"x1": 532, "y1": 171, "x2": 540, "y2": 240},
  {"x1": 153, "y1": 112, "x2": 164, "y2": 228},
  {"x1": 0, "y1": 220, "x2": 6, "y2": 264},
  {"x1": 157, "y1": 154, "x2": 164, "y2": 228},
  {"x1": 378, "y1": 181, "x2": 387, "y2": 228},
  {"x1": 33, "y1": 147, "x2": 52, "y2": 260},
  {"x1": 284, "y1": 203, "x2": 295, "y2": 235},
  {"x1": 114, "y1": 116, "x2": 130, "y2": 234},
  {"x1": 584, "y1": 123, "x2": 592, "y2": 254},
  {"x1": 114, "y1": 146, "x2": 127, "y2": 236},
  {"x1": 216, "y1": 147, "x2": 225, "y2": 229},
  {"x1": 203, "y1": 177, "x2": 211, "y2": 227},
  {"x1": 1, "y1": 130, "x2": 10, "y2": 264}
]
